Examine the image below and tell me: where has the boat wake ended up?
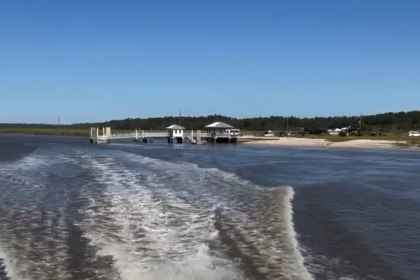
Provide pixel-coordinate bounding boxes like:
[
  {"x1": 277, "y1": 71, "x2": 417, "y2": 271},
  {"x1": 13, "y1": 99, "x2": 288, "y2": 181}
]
[
  {"x1": 0, "y1": 148, "x2": 314, "y2": 280},
  {"x1": 76, "y1": 150, "x2": 314, "y2": 280}
]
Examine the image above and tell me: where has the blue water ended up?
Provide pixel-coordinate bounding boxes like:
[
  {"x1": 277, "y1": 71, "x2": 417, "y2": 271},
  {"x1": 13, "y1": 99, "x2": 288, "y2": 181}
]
[{"x1": 0, "y1": 135, "x2": 419, "y2": 280}]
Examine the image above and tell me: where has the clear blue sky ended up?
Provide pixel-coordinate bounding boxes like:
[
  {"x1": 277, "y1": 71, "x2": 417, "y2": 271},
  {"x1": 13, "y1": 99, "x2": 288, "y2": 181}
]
[{"x1": 1, "y1": 0, "x2": 419, "y2": 124}]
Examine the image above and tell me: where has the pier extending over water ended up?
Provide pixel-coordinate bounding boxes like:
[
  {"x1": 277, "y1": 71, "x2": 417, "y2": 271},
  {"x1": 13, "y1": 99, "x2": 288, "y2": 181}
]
[{"x1": 90, "y1": 121, "x2": 239, "y2": 144}]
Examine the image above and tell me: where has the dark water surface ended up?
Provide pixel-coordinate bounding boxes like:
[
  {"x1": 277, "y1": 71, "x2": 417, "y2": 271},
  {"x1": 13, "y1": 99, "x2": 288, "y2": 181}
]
[{"x1": 0, "y1": 135, "x2": 419, "y2": 280}]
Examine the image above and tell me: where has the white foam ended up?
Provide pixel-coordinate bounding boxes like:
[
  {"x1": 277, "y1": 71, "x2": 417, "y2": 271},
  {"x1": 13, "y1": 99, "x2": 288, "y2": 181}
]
[
  {"x1": 126, "y1": 153, "x2": 315, "y2": 280},
  {"x1": 0, "y1": 244, "x2": 18, "y2": 280},
  {"x1": 282, "y1": 187, "x2": 315, "y2": 280},
  {"x1": 13, "y1": 154, "x2": 46, "y2": 170},
  {"x1": 79, "y1": 155, "x2": 244, "y2": 280},
  {"x1": 76, "y1": 151, "x2": 315, "y2": 280}
]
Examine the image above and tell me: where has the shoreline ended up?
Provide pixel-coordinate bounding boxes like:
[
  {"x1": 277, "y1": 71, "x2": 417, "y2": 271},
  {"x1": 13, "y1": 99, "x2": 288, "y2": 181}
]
[
  {"x1": 0, "y1": 132, "x2": 88, "y2": 137},
  {"x1": 1, "y1": 132, "x2": 419, "y2": 150},
  {"x1": 240, "y1": 138, "x2": 420, "y2": 150}
]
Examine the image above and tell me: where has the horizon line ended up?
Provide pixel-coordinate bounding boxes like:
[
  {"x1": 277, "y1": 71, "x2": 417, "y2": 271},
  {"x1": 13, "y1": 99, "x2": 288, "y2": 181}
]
[{"x1": 1, "y1": 110, "x2": 418, "y2": 126}]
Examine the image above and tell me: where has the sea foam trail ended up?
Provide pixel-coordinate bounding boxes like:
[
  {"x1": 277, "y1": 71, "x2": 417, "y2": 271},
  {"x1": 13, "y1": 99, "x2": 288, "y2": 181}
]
[
  {"x1": 124, "y1": 152, "x2": 313, "y2": 280},
  {"x1": 79, "y1": 155, "x2": 244, "y2": 280},
  {"x1": 77, "y1": 150, "x2": 314, "y2": 280}
]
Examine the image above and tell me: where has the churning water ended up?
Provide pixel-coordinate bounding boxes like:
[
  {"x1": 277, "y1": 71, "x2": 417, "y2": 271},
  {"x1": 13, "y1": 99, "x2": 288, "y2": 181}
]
[{"x1": 0, "y1": 135, "x2": 419, "y2": 280}]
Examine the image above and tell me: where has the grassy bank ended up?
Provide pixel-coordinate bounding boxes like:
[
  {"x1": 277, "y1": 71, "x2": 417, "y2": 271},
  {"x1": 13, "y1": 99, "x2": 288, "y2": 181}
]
[
  {"x1": 0, "y1": 127, "x2": 258, "y2": 137},
  {"x1": 0, "y1": 127, "x2": 132, "y2": 137}
]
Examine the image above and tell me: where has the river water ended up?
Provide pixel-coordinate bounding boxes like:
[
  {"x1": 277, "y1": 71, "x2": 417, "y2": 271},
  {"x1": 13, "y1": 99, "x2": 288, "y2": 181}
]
[{"x1": 0, "y1": 135, "x2": 419, "y2": 280}]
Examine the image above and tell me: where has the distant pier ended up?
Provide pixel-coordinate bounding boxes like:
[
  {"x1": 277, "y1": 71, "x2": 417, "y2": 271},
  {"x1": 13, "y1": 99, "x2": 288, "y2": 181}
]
[{"x1": 89, "y1": 121, "x2": 239, "y2": 144}]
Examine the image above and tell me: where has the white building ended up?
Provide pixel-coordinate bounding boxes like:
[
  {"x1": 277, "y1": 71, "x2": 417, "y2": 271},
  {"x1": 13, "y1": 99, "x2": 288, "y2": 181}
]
[{"x1": 167, "y1": 124, "x2": 185, "y2": 143}]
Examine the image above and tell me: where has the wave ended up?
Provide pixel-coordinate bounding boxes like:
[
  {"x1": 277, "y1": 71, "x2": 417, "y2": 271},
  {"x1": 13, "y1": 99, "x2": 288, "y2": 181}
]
[
  {"x1": 77, "y1": 156, "x2": 241, "y2": 280},
  {"x1": 0, "y1": 148, "x2": 314, "y2": 280},
  {"x1": 0, "y1": 152, "x2": 77, "y2": 280},
  {"x1": 76, "y1": 150, "x2": 314, "y2": 280}
]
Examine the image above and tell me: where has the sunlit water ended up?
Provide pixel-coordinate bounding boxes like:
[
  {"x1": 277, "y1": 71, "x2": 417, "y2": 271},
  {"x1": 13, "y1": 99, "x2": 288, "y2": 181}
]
[{"x1": 0, "y1": 135, "x2": 419, "y2": 280}]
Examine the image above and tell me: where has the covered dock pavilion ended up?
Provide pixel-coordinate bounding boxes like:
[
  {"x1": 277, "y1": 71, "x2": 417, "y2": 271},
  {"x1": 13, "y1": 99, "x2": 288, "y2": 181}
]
[{"x1": 205, "y1": 121, "x2": 237, "y2": 143}]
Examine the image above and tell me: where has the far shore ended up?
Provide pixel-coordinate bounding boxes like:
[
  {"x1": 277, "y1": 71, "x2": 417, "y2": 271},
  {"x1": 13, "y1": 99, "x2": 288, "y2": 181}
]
[
  {"x1": 1, "y1": 129, "x2": 419, "y2": 150},
  {"x1": 239, "y1": 137, "x2": 419, "y2": 150}
]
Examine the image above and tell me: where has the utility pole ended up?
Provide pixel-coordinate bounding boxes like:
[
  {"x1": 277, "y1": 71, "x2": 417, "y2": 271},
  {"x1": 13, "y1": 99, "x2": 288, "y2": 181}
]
[
  {"x1": 179, "y1": 111, "x2": 182, "y2": 125},
  {"x1": 357, "y1": 114, "x2": 364, "y2": 136},
  {"x1": 58, "y1": 115, "x2": 61, "y2": 129}
]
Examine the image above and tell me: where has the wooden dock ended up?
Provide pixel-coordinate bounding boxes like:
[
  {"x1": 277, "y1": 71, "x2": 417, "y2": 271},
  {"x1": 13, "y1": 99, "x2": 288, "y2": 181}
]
[
  {"x1": 89, "y1": 127, "x2": 213, "y2": 144},
  {"x1": 90, "y1": 121, "x2": 240, "y2": 144}
]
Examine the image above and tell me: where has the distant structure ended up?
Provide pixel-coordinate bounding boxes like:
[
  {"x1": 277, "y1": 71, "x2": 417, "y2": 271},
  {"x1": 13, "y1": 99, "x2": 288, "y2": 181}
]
[
  {"x1": 167, "y1": 124, "x2": 185, "y2": 143},
  {"x1": 89, "y1": 121, "x2": 239, "y2": 144},
  {"x1": 205, "y1": 121, "x2": 237, "y2": 143},
  {"x1": 90, "y1": 127, "x2": 111, "y2": 144},
  {"x1": 327, "y1": 127, "x2": 350, "y2": 136},
  {"x1": 264, "y1": 130, "x2": 275, "y2": 137}
]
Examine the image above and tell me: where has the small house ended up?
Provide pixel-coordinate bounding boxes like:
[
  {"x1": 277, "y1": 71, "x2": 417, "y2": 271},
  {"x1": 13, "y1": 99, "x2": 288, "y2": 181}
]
[{"x1": 167, "y1": 124, "x2": 185, "y2": 143}]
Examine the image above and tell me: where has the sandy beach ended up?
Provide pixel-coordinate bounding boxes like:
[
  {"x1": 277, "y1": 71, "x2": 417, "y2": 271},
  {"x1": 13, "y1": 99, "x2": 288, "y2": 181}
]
[{"x1": 241, "y1": 138, "x2": 410, "y2": 149}]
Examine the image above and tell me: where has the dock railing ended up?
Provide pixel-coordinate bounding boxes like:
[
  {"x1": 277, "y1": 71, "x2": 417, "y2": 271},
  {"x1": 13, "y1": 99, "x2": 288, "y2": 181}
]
[{"x1": 211, "y1": 132, "x2": 234, "y2": 138}]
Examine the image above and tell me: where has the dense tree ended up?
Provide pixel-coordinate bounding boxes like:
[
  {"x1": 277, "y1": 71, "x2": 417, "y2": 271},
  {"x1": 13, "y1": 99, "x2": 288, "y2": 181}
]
[{"x1": 1, "y1": 111, "x2": 419, "y2": 132}]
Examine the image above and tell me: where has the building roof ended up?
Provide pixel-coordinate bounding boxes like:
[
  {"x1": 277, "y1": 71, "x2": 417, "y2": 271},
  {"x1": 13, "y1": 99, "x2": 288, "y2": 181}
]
[
  {"x1": 166, "y1": 124, "x2": 185, "y2": 130},
  {"x1": 205, "y1": 121, "x2": 234, "y2": 129}
]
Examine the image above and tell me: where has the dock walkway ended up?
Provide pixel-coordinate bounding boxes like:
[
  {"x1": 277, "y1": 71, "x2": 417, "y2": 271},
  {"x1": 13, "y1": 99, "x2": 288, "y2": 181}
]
[{"x1": 89, "y1": 127, "x2": 212, "y2": 144}]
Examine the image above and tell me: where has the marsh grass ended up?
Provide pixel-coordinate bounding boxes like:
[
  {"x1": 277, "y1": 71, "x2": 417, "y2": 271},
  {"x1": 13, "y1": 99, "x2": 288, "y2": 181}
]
[{"x1": 0, "y1": 127, "x2": 132, "y2": 137}]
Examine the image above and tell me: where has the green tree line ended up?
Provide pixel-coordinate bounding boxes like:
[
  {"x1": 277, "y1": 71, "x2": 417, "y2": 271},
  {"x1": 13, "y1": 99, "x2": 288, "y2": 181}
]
[{"x1": 1, "y1": 111, "x2": 420, "y2": 133}]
